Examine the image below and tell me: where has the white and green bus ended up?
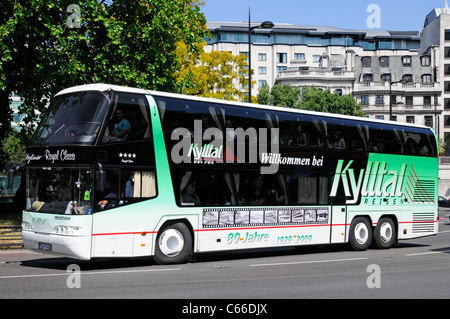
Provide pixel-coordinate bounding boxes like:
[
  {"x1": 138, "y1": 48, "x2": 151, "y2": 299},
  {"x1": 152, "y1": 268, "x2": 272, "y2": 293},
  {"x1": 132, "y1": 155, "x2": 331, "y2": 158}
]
[{"x1": 19, "y1": 84, "x2": 439, "y2": 264}]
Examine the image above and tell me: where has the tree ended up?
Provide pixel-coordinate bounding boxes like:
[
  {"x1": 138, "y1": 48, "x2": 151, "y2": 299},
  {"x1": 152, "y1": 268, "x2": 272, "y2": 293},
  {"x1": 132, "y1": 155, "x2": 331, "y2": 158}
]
[
  {"x1": 256, "y1": 82, "x2": 270, "y2": 105},
  {"x1": 296, "y1": 86, "x2": 365, "y2": 117},
  {"x1": 270, "y1": 84, "x2": 301, "y2": 108},
  {"x1": 176, "y1": 43, "x2": 249, "y2": 101},
  {"x1": 0, "y1": 0, "x2": 208, "y2": 169},
  {"x1": 0, "y1": 130, "x2": 25, "y2": 175},
  {"x1": 257, "y1": 84, "x2": 301, "y2": 107}
]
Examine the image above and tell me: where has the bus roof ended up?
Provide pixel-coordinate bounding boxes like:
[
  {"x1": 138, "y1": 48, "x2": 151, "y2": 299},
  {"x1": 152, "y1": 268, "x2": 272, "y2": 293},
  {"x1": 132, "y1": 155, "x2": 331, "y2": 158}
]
[
  {"x1": 56, "y1": 83, "x2": 434, "y2": 133},
  {"x1": 56, "y1": 83, "x2": 149, "y2": 96}
]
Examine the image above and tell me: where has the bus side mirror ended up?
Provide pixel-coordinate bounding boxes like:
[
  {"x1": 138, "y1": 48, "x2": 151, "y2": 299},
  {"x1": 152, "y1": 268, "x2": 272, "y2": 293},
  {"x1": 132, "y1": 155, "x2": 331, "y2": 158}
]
[
  {"x1": 95, "y1": 162, "x2": 106, "y2": 192},
  {"x1": 7, "y1": 163, "x2": 24, "y2": 189},
  {"x1": 8, "y1": 168, "x2": 14, "y2": 189}
]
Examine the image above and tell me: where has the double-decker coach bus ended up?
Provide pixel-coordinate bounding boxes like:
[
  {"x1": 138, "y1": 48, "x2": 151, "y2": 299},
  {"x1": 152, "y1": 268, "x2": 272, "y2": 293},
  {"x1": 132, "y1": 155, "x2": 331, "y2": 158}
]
[{"x1": 18, "y1": 84, "x2": 439, "y2": 264}]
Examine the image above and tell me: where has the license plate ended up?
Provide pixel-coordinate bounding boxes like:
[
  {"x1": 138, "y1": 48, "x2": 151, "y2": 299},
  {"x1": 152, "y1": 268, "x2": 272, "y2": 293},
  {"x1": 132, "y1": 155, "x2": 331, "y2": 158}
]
[{"x1": 38, "y1": 243, "x2": 52, "y2": 251}]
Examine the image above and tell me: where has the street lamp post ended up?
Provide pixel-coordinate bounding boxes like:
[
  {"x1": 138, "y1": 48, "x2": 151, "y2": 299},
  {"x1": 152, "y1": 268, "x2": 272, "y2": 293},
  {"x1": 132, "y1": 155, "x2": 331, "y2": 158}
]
[
  {"x1": 389, "y1": 79, "x2": 405, "y2": 121},
  {"x1": 248, "y1": 9, "x2": 273, "y2": 103}
]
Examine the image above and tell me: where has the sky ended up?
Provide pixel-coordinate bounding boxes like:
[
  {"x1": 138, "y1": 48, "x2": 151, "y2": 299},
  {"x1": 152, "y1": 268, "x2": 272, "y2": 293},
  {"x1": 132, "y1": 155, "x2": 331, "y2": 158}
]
[{"x1": 201, "y1": 0, "x2": 449, "y2": 31}]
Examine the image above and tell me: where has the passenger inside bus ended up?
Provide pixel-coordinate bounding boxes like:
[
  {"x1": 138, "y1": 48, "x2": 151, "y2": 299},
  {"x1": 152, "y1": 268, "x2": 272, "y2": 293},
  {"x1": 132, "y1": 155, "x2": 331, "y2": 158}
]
[
  {"x1": 331, "y1": 131, "x2": 346, "y2": 149},
  {"x1": 111, "y1": 108, "x2": 131, "y2": 140},
  {"x1": 181, "y1": 181, "x2": 201, "y2": 205},
  {"x1": 288, "y1": 125, "x2": 308, "y2": 147},
  {"x1": 250, "y1": 188, "x2": 265, "y2": 205},
  {"x1": 97, "y1": 177, "x2": 119, "y2": 209}
]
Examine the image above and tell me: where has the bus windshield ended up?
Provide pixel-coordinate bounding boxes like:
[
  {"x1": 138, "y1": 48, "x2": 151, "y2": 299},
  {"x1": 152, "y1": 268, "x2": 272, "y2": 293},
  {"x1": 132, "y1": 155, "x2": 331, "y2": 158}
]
[
  {"x1": 33, "y1": 91, "x2": 110, "y2": 145},
  {"x1": 26, "y1": 167, "x2": 93, "y2": 215}
]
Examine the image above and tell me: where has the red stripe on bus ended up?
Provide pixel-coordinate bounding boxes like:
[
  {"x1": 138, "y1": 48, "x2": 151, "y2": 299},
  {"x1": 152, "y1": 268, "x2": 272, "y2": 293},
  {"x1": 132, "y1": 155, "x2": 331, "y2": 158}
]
[{"x1": 92, "y1": 231, "x2": 157, "y2": 236}]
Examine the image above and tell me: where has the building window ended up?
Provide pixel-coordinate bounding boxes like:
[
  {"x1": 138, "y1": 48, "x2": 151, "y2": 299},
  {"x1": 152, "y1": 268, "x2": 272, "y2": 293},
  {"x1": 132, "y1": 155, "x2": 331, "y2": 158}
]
[
  {"x1": 277, "y1": 53, "x2": 287, "y2": 63},
  {"x1": 445, "y1": 30, "x2": 450, "y2": 41},
  {"x1": 381, "y1": 73, "x2": 391, "y2": 82},
  {"x1": 276, "y1": 66, "x2": 287, "y2": 75},
  {"x1": 424, "y1": 116, "x2": 433, "y2": 128},
  {"x1": 405, "y1": 96, "x2": 413, "y2": 107},
  {"x1": 402, "y1": 74, "x2": 413, "y2": 82},
  {"x1": 312, "y1": 55, "x2": 321, "y2": 63},
  {"x1": 445, "y1": 64, "x2": 450, "y2": 75},
  {"x1": 421, "y1": 74, "x2": 432, "y2": 83},
  {"x1": 376, "y1": 95, "x2": 384, "y2": 105},
  {"x1": 362, "y1": 74, "x2": 373, "y2": 82},
  {"x1": 294, "y1": 53, "x2": 305, "y2": 60},
  {"x1": 421, "y1": 55, "x2": 431, "y2": 66},
  {"x1": 375, "y1": 115, "x2": 385, "y2": 120},
  {"x1": 361, "y1": 95, "x2": 369, "y2": 105},
  {"x1": 362, "y1": 56, "x2": 371, "y2": 67},
  {"x1": 258, "y1": 66, "x2": 267, "y2": 75},
  {"x1": 336, "y1": 89, "x2": 343, "y2": 96},
  {"x1": 406, "y1": 116, "x2": 415, "y2": 124},
  {"x1": 424, "y1": 96, "x2": 432, "y2": 107},
  {"x1": 445, "y1": 98, "x2": 450, "y2": 109},
  {"x1": 391, "y1": 116, "x2": 397, "y2": 122},
  {"x1": 258, "y1": 80, "x2": 267, "y2": 87},
  {"x1": 402, "y1": 56, "x2": 412, "y2": 67},
  {"x1": 379, "y1": 56, "x2": 389, "y2": 67},
  {"x1": 258, "y1": 53, "x2": 266, "y2": 61},
  {"x1": 445, "y1": 81, "x2": 450, "y2": 93},
  {"x1": 391, "y1": 95, "x2": 397, "y2": 104}
]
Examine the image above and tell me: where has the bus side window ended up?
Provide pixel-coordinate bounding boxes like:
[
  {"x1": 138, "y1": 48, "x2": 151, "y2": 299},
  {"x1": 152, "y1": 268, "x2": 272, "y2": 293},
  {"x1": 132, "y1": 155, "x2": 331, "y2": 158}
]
[
  {"x1": 102, "y1": 93, "x2": 151, "y2": 143},
  {"x1": 96, "y1": 169, "x2": 157, "y2": 211},
  {"x1": 125, "y1": 171, "x2": 157, "y2": 198}
]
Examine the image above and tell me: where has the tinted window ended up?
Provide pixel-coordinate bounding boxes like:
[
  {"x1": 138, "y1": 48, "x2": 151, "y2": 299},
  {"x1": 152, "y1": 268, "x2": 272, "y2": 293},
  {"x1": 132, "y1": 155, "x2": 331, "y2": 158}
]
[
  {"x1": 156, "y1": 96, "x2": 437, "y2": 158},
  {"x1": 368, "y1": 122, "x2": 437, "y2": 157},
  {"x1": 172, "y1": 168, "x2": 331, "y2": 207},
  {"x1": 156, "y1": 96, "x2": 219, "y2": 140},
  {"x1": 34, "y1": 91, "x2": 110, "y2": 145},
  {"x1": 102, "y1": 92, "x2": 151, "y2": 143},
  {"x1": 277, "y1": 112, "x2": 325, "y2": 148}
]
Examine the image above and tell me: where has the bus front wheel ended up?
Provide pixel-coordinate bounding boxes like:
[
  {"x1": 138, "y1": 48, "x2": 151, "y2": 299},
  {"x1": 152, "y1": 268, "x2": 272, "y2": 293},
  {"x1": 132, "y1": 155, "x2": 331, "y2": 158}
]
[
  {"x1": 373, "y1": 218, "x2": 397, "y2": 249},
  {"x1": 349, "y1": 217, "x2": 372, "y2": 251},
  {"x1": 154, "y1": 222, "x2": 192, "y2": 265}
]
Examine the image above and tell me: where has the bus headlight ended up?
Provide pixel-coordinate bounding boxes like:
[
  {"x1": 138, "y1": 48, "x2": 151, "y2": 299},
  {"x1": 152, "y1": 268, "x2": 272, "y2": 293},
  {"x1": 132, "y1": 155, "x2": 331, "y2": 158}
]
[
  {"x1": 21, "y1": 221, "x2": 32, "y2": 231},
  {"x1": 55, "y1": 225, "x2": 81, "y2": 235}
]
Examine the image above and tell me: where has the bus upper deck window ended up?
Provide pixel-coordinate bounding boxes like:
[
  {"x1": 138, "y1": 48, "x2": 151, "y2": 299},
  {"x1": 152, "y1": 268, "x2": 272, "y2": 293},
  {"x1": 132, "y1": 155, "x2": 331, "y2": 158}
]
[{"x1": 102, "y1": 93, "x2": 151, "y2": 143}]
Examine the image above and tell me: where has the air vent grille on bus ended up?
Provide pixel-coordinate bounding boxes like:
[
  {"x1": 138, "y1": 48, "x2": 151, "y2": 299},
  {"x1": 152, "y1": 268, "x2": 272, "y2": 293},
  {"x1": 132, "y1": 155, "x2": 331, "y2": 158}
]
[{"x1": 412, "y1": 211, "x2": 435, "y2": 233}]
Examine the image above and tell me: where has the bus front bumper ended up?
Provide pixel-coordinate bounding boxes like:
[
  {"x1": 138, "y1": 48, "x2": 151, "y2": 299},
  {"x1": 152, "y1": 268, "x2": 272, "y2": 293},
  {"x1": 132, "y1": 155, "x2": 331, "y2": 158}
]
[{"x1": 22, "y1": 230, "x2": 92, "y2": 260}]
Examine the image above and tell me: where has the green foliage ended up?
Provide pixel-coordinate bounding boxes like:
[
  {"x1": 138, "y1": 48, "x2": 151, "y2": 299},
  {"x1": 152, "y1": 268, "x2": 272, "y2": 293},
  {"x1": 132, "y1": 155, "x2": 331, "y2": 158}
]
[
  {"x1": 258, "y1": 84, "x2": 365, "y2": 117},
  {"x1": 296, "y1": 86, "x2": 365, "y2": 117},
  {"x1": 0, "y1": 0, "x2": 208, "y2": 170},
  {"x1": 269, "y1": 84, "x2": 301, "y2": 108},
  {"x1": 256, "y1": 82, "x2": 270, "y2": 105},
  {"x1": 1, "y1": 130, "x2": 25, "y2": 175}
]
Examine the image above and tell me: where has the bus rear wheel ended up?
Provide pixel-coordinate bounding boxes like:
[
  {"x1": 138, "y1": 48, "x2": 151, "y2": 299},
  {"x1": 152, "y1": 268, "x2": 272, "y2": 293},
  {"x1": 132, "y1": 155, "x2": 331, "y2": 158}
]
[
  {"x1": 373, "y1": 218, "x2": 397, "y2": 249},
  {"x1": 154, "y1": 222, "x2": 192, "y2": 265},
  {"x1": 349, "y1": 217, "x2": 372, "y2": 251}
]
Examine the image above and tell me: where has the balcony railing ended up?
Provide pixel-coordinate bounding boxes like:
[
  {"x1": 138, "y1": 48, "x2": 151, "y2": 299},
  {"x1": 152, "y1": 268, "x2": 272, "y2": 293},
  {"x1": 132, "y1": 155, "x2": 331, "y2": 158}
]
[
  {"x1": 354, "y1": 81, "x2": 441, "y2": 91},
  {"x1": 278, "y1": 69, "x2": 355, "y2": 80},
  {"x1": 362, "y1": 103, "x2": 441, "y2": 114}
]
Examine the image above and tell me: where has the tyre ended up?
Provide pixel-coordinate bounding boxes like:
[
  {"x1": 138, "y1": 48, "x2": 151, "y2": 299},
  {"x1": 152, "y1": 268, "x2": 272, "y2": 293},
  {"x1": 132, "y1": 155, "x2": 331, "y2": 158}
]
[
  {"x1": 154, "y1": 222, "x2": 192, "y2": 265},
  {"x1": 373, "y1": 217, "x2": 397, "y2": 249},
  {"x1": 349, "y1": 217, "x2": 372, "y2": 251}
]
